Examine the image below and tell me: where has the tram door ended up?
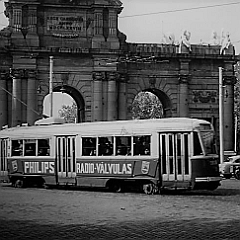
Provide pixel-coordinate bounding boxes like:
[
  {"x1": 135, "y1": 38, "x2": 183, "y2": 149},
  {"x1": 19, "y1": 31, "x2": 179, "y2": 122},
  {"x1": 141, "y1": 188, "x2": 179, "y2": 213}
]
[
  {"x1": 159, "y1": 133, "x2": 191, "y2": 182},
  {"x1": 0, "y1": 138, "x2": 8, "y2": 182},
  {"x1": 55, "y1": 135, "x2": 76, "y2": 184}
]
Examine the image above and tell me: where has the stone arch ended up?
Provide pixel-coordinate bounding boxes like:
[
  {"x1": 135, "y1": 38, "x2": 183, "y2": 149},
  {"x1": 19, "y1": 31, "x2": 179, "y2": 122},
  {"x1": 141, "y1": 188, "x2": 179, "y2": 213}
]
[
  {"x1": 53, "y1": 85, "x2": 85, "y2": 123},
  {"x1": 143, "y1": 88, "x2": 172, "y2": 118}
]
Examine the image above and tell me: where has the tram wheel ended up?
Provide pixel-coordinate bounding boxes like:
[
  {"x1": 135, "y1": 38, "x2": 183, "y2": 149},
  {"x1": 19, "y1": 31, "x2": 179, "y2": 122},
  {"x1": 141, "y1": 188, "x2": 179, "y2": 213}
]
[
  {"x1": 234, "y1": 170, "x2": 240, "y2": 180},
  {"x1": 142, "y1": 183, "x2": 155, "y2": 195},
  {"x1": 14, "y1": 179, "x2": 24, "y2": 188},
  {"x1": 108, "y1": 181, "x2": 122, "y2": 193}
]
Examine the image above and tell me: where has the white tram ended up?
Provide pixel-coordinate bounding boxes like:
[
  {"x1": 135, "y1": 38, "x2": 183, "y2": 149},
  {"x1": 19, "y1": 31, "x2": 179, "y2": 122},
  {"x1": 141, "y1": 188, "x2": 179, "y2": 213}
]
[{"x1": 0, "y1": 117, "x2": 221, "y2": 194}]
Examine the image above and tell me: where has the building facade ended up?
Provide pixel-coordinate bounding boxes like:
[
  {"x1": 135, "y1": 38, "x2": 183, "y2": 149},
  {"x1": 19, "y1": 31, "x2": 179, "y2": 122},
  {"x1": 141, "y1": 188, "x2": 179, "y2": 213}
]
[{"x1": 0, "y1": 0, "x2": 238, "y2": 151}]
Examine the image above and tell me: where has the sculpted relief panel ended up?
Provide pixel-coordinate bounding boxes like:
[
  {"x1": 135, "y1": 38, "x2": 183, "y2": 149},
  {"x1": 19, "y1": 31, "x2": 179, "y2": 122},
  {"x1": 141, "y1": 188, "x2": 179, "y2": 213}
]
[{"x1": 192, "y1": 90, "x2": 217, "y2": 104}]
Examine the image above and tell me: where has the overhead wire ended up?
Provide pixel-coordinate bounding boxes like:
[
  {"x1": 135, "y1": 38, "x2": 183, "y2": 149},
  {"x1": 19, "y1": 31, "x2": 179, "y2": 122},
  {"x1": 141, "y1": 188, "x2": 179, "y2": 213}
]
[
  {"x1": 0, "y1": 2, "x2": 239, "y2": 45},
  {"x1": 119, "y1": 1, "x2": 240, "y2": 18},
  {"x1": 0, "y1": 2, "x2": 240, "y2": 35}
]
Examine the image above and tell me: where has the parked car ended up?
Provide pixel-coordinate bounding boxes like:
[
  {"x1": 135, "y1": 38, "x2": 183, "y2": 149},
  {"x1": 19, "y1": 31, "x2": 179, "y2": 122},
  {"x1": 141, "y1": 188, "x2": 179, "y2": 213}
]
[{"x1": 219, "y1": 155, "x2": 240, "y2": 180}]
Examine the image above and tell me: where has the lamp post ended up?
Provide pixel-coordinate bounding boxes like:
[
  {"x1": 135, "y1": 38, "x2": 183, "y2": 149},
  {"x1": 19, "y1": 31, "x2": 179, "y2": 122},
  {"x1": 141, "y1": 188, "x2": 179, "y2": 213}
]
[
  {"x1": 49, "y1": 56, "x2": 53, "y2": 117},
  {"x1": 219, "y1": 67, "x2": 224, "y2": 164}
]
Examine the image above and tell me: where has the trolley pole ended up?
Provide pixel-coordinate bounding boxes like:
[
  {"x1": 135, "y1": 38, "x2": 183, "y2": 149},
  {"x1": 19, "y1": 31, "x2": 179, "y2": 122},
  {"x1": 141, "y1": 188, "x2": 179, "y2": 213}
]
[
  {"x1": 49, "y1": 56, "x2": 53, "y2": 117},
  {"x1": 219, "y1": 67, "x2": 224, "y2": 164}
]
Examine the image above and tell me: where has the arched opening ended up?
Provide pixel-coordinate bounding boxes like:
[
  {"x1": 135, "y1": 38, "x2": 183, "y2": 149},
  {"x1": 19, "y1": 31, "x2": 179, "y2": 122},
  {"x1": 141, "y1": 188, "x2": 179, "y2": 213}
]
[
  {"x1": 131, "y1": 89, "x2": 172, "y2": 119},
  {"x1": 43, "y1": 85, "x2": 85, "y2": 123},
  {"x1": 148, "y1": 88, "x2": 172, "y2": 118}
]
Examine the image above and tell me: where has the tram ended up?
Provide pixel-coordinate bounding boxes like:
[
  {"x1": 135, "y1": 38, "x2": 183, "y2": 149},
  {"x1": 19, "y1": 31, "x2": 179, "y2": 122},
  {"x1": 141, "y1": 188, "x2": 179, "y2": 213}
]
[{"x1": 0, "y1": 117, "x2": 221, "y2": 194}]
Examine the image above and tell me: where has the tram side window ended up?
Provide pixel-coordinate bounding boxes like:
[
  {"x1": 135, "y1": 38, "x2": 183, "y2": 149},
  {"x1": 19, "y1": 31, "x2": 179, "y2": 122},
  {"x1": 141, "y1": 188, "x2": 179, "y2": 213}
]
[
  {"x1": 82, "y1": 137, "x2": 97, "y2": 156},
  {"x1": 133, "y1": 135, "x2": 151, "y2": 155},
  {"x1": 98, "y1": 137, "x2": 113, "y2": 156},
  {"x1": 193, "y1": 132, "x2": 203, "y2": 156},
  {"x1": 116, "y1": 136, "x2": 131, "y2": 155},
  {"x1": 24, "y1": 140, "x2": 36, "y2": 156},
  {"x1": 12, "y1": 140, "x2": 23, "y2": 156},
  {"x1": 38, "y1": 139, "x2": 50, "y2": 156}
]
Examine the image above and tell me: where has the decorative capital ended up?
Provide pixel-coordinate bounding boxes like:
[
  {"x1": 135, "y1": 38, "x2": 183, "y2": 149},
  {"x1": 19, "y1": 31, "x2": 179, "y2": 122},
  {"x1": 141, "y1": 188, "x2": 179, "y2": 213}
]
[
  {"x1": 178, "y1": 74, "x2": 190, "y2": 84},
  {"x1": 0, "y1": 70, "x2": 10, "y2": 80},
  {"x1": 26, "y1": 69, "x2": 37, "y2": 79},
  {"x1": 10, "y1": 69, "x2": 28, "y2": 79},
  {"x1": 106, "y1": 72, "x2": 118, "y2": 81},
  {"x1": 223, "y1": 76, "x2": 236, "y2": 85},
  {"x1": 93, "y1": 71, "x2": 105, "y2": 81},
  {"x1": 119, "y1": 73, "x2": 129, "y2": 83}
]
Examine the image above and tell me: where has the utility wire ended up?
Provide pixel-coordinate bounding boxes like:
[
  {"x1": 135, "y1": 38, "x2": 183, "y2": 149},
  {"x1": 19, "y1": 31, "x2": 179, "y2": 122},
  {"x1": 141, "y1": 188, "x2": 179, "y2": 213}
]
[
  {"x1": 120, "y1": 1, "x2": 240, "y2": 18},
  {"x1": 0, "y1": 86, "x2": 40, "y2": 115},
  {"x1": 0, "y1": 3, "x2": 240, "y2": 45}
]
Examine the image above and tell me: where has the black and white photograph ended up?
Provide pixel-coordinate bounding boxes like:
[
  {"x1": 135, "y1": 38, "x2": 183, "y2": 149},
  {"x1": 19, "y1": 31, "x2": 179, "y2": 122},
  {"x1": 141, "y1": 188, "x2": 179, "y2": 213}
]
[{"x1": 0, "y1": 0, "x2": 240, "y2": 239}]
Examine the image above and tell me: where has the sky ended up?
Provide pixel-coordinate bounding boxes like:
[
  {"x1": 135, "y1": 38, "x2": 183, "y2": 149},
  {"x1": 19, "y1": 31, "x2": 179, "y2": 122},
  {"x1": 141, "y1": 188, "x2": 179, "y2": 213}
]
[
  {"x1": 0, "y1": 1, "x2": 240, "y2": 53},
  {"x1": 119, "y1": 0, "x2": 240, "y2": 54},
  {"x1": 0, "y1": 0, "x2": 240, "y2": 116},
  {"x1": 43, "y1": 93, "x2": 74, "y2": 118}
]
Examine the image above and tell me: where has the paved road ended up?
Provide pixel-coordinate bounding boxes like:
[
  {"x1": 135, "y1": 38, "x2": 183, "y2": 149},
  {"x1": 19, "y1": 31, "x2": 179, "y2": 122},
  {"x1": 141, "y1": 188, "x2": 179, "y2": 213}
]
[{"x1": 1, "y1": 179, "x2": 240, "y2": 239}]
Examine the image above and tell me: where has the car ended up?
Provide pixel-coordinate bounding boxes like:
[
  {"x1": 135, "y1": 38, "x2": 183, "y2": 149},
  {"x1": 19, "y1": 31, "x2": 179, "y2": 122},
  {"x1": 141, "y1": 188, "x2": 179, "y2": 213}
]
[{"x1": 219, "y1": 155, "x2": 240, "y2": 180}]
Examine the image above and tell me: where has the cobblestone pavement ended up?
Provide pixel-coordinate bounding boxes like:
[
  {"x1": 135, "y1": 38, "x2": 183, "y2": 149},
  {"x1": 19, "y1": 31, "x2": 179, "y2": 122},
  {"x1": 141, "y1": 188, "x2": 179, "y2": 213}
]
[
  {"x1": 1, "y1": 179, "x2": 240, "y2": 239},
  {"x1": 1, "y1": 218, "x2": 240, "y2": 240}
]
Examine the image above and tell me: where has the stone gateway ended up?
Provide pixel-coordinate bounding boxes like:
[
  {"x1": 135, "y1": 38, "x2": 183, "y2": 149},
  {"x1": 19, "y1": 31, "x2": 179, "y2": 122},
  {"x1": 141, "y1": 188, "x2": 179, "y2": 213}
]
[{"x1": 0, "y1": 0, "x2": 237, "y2": 151}]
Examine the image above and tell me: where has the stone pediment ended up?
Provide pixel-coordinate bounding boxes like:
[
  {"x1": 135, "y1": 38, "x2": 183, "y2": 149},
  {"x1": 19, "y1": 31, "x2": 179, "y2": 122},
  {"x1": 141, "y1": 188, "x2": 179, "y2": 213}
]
[{"x1": 41, "y1": 0, "x2": 122, "y2": 7}]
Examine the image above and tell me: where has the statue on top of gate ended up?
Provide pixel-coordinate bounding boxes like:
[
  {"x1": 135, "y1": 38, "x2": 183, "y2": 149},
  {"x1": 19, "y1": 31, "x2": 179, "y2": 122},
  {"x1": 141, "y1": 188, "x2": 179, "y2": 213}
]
[
  {"x1": 220, "y1": 30, "x2": 233, "y2": 55},
  {"x1": 179, "y1": 30, "x2": 191, "y2": 53}
]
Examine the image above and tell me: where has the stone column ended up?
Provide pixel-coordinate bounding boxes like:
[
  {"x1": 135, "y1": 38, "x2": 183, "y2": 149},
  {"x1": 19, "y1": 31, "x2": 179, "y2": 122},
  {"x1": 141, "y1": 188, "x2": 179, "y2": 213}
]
[
  {"x1": 107, "y1": 72, "x2": 118, "y2": 121},
  {"x1": 118, "y1": 74, "x2": 127, "y2": 120},
  {"x1": 92, "y1": 9, "x2": 105, "y2": 48},
  {"x1": 0, "y1": 71, "x2": 8, "y2": 129},
  {"x1": 12, "y1": 7, "x2": 22, "y2": 32},
  {"x1": 26, "y1": 6, "x2": 39, "y2": 46},
  {"x1": 27, "y1": 70, "x2": 38, "y2": 125},
  {"x1": 21, "y1": 71, "x2": 27, "y2": 123},
  {"x1": 11, "y1": 69, "x2": 22, "y2": 127},
  {"x1": 223, "y1": 76, "x2": 236, "y2": 151},
  {"x1": 179, "y1": 59, "x2": 190, "y2": 117},
  {"x1": 178, "y1": 75, "x2": 189, "y2": 117},
  {"x1": 28, "y1": 6, "x2": 37, "y2": 34},
  {"x1": 92, "y1": 72, "x2": 104, "y2": 121},
  {"x1": 107, "y1": 9, "x2": 119, "y2": 49}
]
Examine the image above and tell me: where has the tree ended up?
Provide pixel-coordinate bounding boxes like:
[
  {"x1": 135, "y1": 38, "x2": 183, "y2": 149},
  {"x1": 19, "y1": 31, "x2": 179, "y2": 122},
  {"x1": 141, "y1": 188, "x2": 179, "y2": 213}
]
[
  {"x1": 131, "y1": 92, "x2": 163, "y2": 119},
  {"x1": 58, "y1": 101, "x2": 77, "y2": 123}
]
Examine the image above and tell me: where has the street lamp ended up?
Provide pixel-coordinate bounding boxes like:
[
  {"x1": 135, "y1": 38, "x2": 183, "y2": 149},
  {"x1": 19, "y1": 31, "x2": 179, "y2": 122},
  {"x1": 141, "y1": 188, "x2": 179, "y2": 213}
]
[
  {"x1": 219, "y1": 67, "x2": 224, "y2": 164},
  {"x1": 37, "y1": 57, "x2": 67, "y2": 118},
  {"x1": 49, "y1": 56, "x2": 53, "y2": 118}
]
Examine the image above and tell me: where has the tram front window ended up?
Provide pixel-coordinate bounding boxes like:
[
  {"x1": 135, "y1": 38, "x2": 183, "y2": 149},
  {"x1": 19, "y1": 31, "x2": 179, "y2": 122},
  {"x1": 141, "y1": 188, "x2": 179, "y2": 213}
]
[
  {"x1": 200, "y1": 131, "x2": 217, "y2": 154},
  {"x1": 193, "y1": 132, "x2": 203, "y2": 156}
]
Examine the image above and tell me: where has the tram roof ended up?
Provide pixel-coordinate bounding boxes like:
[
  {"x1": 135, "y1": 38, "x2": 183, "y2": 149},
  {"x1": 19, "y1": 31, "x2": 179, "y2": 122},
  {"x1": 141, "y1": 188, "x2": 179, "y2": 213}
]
[{"x1": 0, "y1": 118, "x2": 212, "y2": 139}]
